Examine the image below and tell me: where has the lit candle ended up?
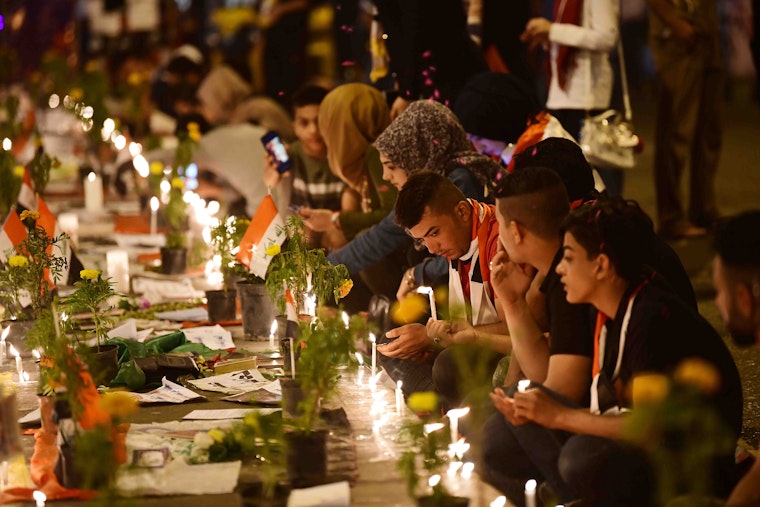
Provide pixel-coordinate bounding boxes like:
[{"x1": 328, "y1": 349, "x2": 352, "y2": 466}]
[
  {"x1": 58, "y1": 212, "x2": 79, "y2": 246},
  {"x1": 517, "y1": 379, "x2": 531, "y2": 393},
  {"x1": 446, "y1": 407, "x2": 470, "y2": 444},
  {"x1": 342, "y1": 311, "x2": 349, "y2": 329},
  {"x1": 525, "y1": 479, "x2": 537, "y2": 507},
  {"x1": 33, "y1": 490, "x2": 46, "y2": 507},
  {"x1": 395, "y1": 380, "x2": 404, "y2": 416},
  {"x1": 461, "y1": 461, "x2": 474, "y2": 480},
  {"x1": 150, "y1": 196, "x2": 159, "y2": 235},
  {"x1": 9, "y1": 345, "x2": 22, "y2": 382},
  {"x1": 106, "y1": 248, "x2": 130, "y2": 294},
  {"x1": 448, "y1": 438, "x2": 470, "y2": 460},
  {"x1": 289, "y1": 337, "x2": 296, "y2": 378},
  {"x1": 490, "y1": 496, "x2": 507, "y2": 507},
  {"x1": 428, "y1": 474, "x2": 441, "y2": 489},
  {"x1": 354, "y1": 352, "x2": 364, "y2": 385},
  {"x1": 21, "y1": 371, "x2": 29, "y2": 384},
  {"x1": 369, "y1": 333, "x2": 377, "y2": 377},
  {"x1": 269, "y1": 320, "x2": 277, "y2": 350},
  {"x1": 417, "y1": 286, "x2": 437, "y2": 320},
  {"x1": 0, "y1": 325, "x2": 8, "y2": 367},
  {"x1": 83, "y1": 172, "x2": 104, "y2": 213}
]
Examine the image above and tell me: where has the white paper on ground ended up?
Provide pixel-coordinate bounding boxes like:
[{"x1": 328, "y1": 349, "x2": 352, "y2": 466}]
[
  {"x1": 183, "y1": 408, "x2": 280, "y2": 420},
  {"x1": 287, "y1": 481, "x2": 351, "y2": 507},
  {"x1": 188, "y1": 368, "x2": 268, "y2": 394},
  {"x1": 131, "y1": 377, "x2": 205, "y2": 404},
  {"x1": 131, "y1": 276, "x2": 205, "y2": 303},
  {"x1": 181, "y1": 325, "x2": 235, "y2": 349},
  {"x1": 18, "y1": 407, "x2": 41, "y2": 424},
  {"x1": 116, "y1": 459, "x2": 241, "y2": 497},
  {"x1": 107, "y1": 318, "x2": 154, "y2": 342},
  {"x1": 155, "y1": 307, "x2": 209, "y2": 322}
]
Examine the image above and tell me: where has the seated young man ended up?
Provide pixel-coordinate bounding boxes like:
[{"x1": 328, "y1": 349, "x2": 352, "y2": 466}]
[
  {"x1": 378, "y1": 171, "x2": 509, "y2": 407},
  {"x1": 488, "y1": 196, "x2": 743, "y2": 506}
]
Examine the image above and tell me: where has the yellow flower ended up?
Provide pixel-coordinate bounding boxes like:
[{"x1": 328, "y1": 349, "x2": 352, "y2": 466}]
[
  {"x1": 69, "y1": 88, "x2": 84, "y2": 101},
  {"x1": 127, "y1": 71, "x2": 144, "y2": 87},
  {"x1": 13, "y1": 165, "x2": 25, "y2": 178},
  {"x1": 149, "y1": 161, "x2": 164, "y2": 175},
  {"x1": 171, "y1": 177, "x2": 184, "y2": 190},
  {"x1": 674, "y1": 357, "x2": 721, "y2": 395},
  {"x1": 391, "y1": 294, "x2": 427, "y2": 324},
  {"x1": 99, "y1": 391, "x2": 138, "y2": 420},
  {"x1": 80, "y1": 269, "x2": 101, "y2": 280},
  {"x1": 85, "y1": 60, "x2": 99, "y2": 73},
  {"x1": 208, "y1": 428, "x2": 227, "y2": 443},
  {"x1": 407, "y1": 391, "x2": 439, "y2": 413},
  {"x1": 265, "y1": 244, "x2": 281, "y2": 256},
  {"x1": 631, "y1": 373, "x2": 670, "y2": 406},
  {"x1": 187, "y1": 122, "x2": 201, "y2": 142},
  {"x1": 19, "y1": 210, "x2": 40, "y2": 222},
  {"x1": 338, "y1": 279, "x2": 353, "y2": 298},
  {"x1": 8, "y1": 255, "x2": 28, "y2": 268}
]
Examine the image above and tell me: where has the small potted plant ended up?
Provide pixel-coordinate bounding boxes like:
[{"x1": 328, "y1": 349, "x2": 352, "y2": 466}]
[
  {"x1": 397, "y1": 392, "x2": 469, "y2": 507},
  {"x1": 206, "y1": 215, "x2": 249, "y2": 323}
]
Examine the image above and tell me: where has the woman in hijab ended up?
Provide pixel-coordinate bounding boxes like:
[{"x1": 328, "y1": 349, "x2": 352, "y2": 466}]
[{"x1": 325, "y1": 99, "x2": 501, "y2": 302}]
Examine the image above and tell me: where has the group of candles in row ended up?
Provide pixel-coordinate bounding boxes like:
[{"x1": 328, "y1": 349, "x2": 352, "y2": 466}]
[{"x1": 0, "y1": 327, "x2": 31, "y2": 384}]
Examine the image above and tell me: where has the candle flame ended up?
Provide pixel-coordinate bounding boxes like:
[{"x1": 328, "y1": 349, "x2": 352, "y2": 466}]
[
  {"x1": 517, "y1": 379, "x2": 531, "y2": 392},
  {"x1": 87, "y1": 171, "x2": 96, "y2": 182},
  {"x1": 32, "y1": 349, "x2": 41, "y2": 359},
  {"x1": 9, "y1": 344, "x2": 19, "y2": 357},
  {"x1": 428, "y1": 474, "x2": 441, "y2": 488},
  {"x1": 423, "y1": 422, "x2": 445, "y2": 435},
  {"x1": 416, "y1": 285, "x2": 433, "y2": 296},
  {"x1": 490, "y1": 497, "x2": 507, "y2": 507},
  {"x1": 341, "y1": 311, "x2": 349, "y2": 329},
  {"x1": 33, "y1": 490, "x2": 46, "y2": 502},
  {"x1": 354, "y1": 352, "x2": 363, "y2": 365},
  {"x1": 369, "y1": 332, "x2": 376, "y2": 344},
  {"x1": 269, "y1": 320, "x2": 278, "y2": 337},
  {"x1": 446, "y1": 406, "x2": 471, "y2": 419},
  {"x1": 525, "y1": 479, "x2": 537, "y2": 493},
  {"x1": 150, "y1": 196, "x2": 159, "y2": 211},
  {"x1": 396, "y1": 380, "x2": 403, "y2": 389},
  {"x1": 1, "y1": 326, "x2": 9, "y2": 340}
]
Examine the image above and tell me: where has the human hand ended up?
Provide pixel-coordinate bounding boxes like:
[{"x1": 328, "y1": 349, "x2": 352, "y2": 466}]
[
  {"x1": 489, "y1": 387, "x2": 528, "y2": 426},
  {"x1": 396, "y1": 268, "x2": 416, "y2": 301},
  {"x1": 512, "y1": 387, "x2": 566, "y2": 429},
  {"x1": 490, "y1": 246, "x2": 536, "y2": 309},
  {"x1": 379, "y1": 323, "x2": 430, "y2": 360},
  {"x1": 425, "y1": 318, "x2": 451, "y2": 346},
  {"x1": 299, "y1": 208, "x2": 334, "y2": 232},
  {"x1": 263, "y1": 152, "x2": 286, "y2": 189},
  {"x1": 448, "y1": 320, "x2": 479, "y2": 345},
  {"x1": 390, "y1": 96, "x2": 412, "y2": 121},
  {"x1": 520, "y1": 17, "x2": 552, "y2": 50}
]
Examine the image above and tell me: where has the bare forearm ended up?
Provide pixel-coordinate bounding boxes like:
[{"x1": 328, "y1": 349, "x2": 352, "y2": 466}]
[
  {"x1": 503, "y1": 300, "x2": 551, "y2": 381},
  {"x1": 473, "y1": 321, "x2": 511, "y2": 354},
  {"x1": 726, "y1": 458, "x2": 760, "y2": 507},
  {"x1": 554, "y1": 409, "x2": 625, "y2": 439}
]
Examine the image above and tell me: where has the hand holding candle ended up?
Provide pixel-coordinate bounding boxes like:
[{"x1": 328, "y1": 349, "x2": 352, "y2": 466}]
[{"x1": 417, "y1": 286, "x2": 437, "y2": 320}]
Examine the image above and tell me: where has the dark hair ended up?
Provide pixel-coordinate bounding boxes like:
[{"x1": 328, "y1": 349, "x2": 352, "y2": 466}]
[
  {"x1": 290, "y1": 84, "x2": 330, "y2": 114},
  {"x1": 561, "y1": 196, "x2": 656, "y2": 283},
  {"x1": 394, "y1": 171, "x2": 466, "y2": 230},
  {"x1": 512, "y1": 137, "x2": 596, "y2": 203},
  {"x1": 494, "y1": 166, "x2": 569, "y2": 239},
  {"x1": 714, "y1": 210, "x2": 760, "y2": 270}
]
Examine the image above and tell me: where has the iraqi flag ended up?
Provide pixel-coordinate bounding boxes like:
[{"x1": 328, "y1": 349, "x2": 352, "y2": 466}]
[
  {"x1": 236, "y1": 195, "x2": 286, "y2": 279},
  {"x1": 0, "y1": 210, "x2": 28, "y2": 263}
]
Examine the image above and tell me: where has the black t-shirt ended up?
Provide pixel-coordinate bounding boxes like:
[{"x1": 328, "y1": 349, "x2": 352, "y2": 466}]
[
  {"x1": 602, "y1": 281, "x2": 743, "y2": 437},
  {"x1": 540, "y1": 249, "x2": 595, "y2": 358},
  {"x1": 650, "y1": 238, "x2": 698, "y2": 310}
]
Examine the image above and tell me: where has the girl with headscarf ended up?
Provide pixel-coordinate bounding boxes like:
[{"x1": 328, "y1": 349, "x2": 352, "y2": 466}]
[{"x1": 326, "y1": 99, "x2": 501, "y2": 301}]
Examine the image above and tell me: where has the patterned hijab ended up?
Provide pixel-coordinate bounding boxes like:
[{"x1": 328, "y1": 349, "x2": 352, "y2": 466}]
[
  {"x1": 373, "y1": 100, "x2": 498, "y2": 189},
  {"x1": 318, "y1": 83, "x2": 390, "y2": 191}
]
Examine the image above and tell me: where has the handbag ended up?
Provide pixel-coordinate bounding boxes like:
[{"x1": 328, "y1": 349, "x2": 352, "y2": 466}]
[{"x1": 580, "y1": 26, "x2": 640, "y2": 170}]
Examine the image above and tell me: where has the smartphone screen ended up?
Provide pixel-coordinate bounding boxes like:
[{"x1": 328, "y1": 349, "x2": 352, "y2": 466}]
[{"x1": 261, "y1": 131, "x2": 293, "y2": 173}]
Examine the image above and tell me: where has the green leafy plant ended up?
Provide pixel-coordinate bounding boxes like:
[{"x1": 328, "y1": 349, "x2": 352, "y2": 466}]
[
  {"x1": 62, "y1": 269, "x2": 117, "y2": 351},
  {"x1": 210, "y1": 215, "x2": 250, "y2": 290},
  {"x1": 264, "y1": 216, "x2": 352, "y2": 314},
  {"x1": 0, "y1": 210, "x2": 68, "y2": 319}
]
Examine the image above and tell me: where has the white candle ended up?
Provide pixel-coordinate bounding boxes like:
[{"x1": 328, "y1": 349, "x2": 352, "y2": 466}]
[
  {"x1": 58, "y1": 212, "x2": 79, "y2": 245},
  {"x1": 525, "y1": 479, "x2": 537, "y2": 507},
  {"x1": 1, "y1": 460, "x2": 7, "y2": 489},
  {"x1": 517, "y1": 379, "x2": 531, "y2": 393},
  {"x1": 289, "y1": 337, "x2": 296, "y2": 378},
  {"x1": 446, "y1": 407, "x2": 470, "y2": 444},
  {"x1": 21, "y1": 371, "x2": 29, "y2": 384},
  {"x1": 395, "y1": 380, "x2": 404, "y2": 416},
  {"x1": 84, "y1": 172, "x2": 104, "y2": 213},
  {"x1": 417, "y1": 286, "x2": 437, "y2": 320},
  {"x1": 269, "y1": 320, "x2": 277, "y2": 350},
  {"x1": 9, "y1": 345, "x2": 22, "y2": 381},
  {"x1": 490, "y1": 497, "x2": 507, "y2": 507},
  {"x1": 33, "y1": 490, "x2": 46, "y2": 507},
  {"x1": 342, "y1": 311, "x2": 349, "y2": 329},
  {"x1": 354, "y1": 352, "x2": 364, "y2": 385},
  {"x1": 369, "y1": 333, "x2": 377, "y2": 377},
  {"x1": 106, "y1": 248, "x2": 130, "y2": 294},
  {"x1": 0, "y1": 325, "x2": 8, "y2": 367},
  {"x1": 150, "y1": 196, "x2": 159, "y2": 235}
]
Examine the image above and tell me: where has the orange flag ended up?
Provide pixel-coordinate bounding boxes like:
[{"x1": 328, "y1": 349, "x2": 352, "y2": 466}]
[{"x1": 235, "y1": 195, "x2": 286, "y2": 278}]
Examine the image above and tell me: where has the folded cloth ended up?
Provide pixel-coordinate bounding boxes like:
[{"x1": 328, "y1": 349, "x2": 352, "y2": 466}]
[{"x1": 287, "y1": 481, "x2": 351, "y2": 507}]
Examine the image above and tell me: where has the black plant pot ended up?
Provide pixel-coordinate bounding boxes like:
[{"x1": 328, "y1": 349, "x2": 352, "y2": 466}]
[
  {"x1": 237, "y1": 282, "x2": 277, "y2": 339},
  {"x1": 160, "y1": 247, "x2": 187, "y2": 275},
  {"x1": 279, "y1": 376, "x2": 306, "y2": 419},
  {"x1": 85, "y1": 344, "x2": 120, "y2": 387},
  {"x1": 206, "y1": 289, "x2": 237, "y2": 323},
  {"x1": 416, "y1": 495, "x2": 470, "y2": 507},
  {"x1": 240, "y1": 482, "x2": 291, "y2": 507},
  {"x1": 284, "y1": 428, "x2": 328, "y2": 487}
]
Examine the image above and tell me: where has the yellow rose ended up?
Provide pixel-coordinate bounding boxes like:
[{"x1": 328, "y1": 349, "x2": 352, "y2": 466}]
[
  {"x1": 265, "y1": 244, "x2": 281, "y2": 256},
  {"x1": 99, "y1": 391, "x2": 138, "y2": 419},
  {"x1": 19, "y1": 210, "x2": 40, "y2": 222},
  {"x1": 171, "y1": 177, "x2": 184, "y2": 189},
  {"x1": 69, "y1": 87, "x2": 84, "y2": 101},
  {"x1": 13, "y1": 165, "x2": 25, "y2": 178},
  {"x1": 8, "y1": 255, "x2": 28, "y2": 268},
  {"x1": 208, "y1": 428, "x2": 227, "y2": 443},
  {"x1": 674, "y1": 357, "x2": 721, "y2": 395},
  {"x1": 149, "y1": 161, "x2": 164, "y2": 175},
  {"x1": 631, "y1": 373, "x2": 670, "y2": 406},
  {"x1": 391, "y1": 294, "x2": 427, "y2": 324},
  {"x1": 338, "y1": 279, "x2": 353, "y2": 298},
  {"x1": 127, "y1": 71, "x2": 144, "y2": 87},
  {"x1": 80, "y1": 269, "x2": 101, "y2": 280},
  {"x1": 407, "y1": 391, "x2": 439, "y2": 413}
]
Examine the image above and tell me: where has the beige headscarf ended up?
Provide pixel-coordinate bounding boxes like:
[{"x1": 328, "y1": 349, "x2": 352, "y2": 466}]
[
  {"x1": 196, "y1": 66, "x2": 251, "y2": 123},
  {"x1": 318, "y1": 83, "x2": 390, "y2": 191}
]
